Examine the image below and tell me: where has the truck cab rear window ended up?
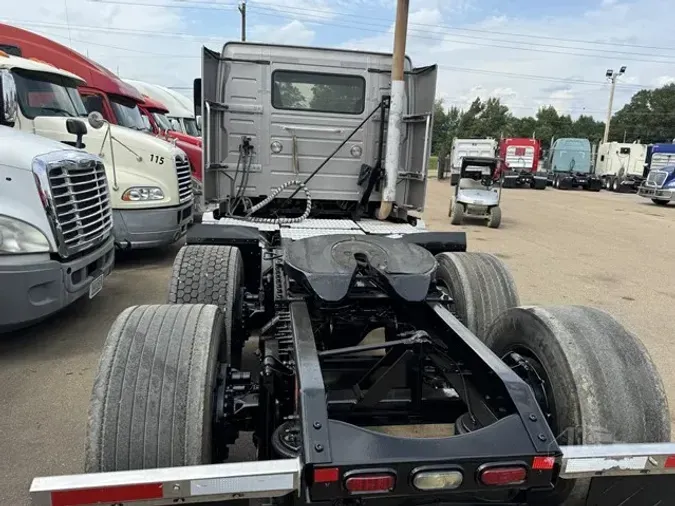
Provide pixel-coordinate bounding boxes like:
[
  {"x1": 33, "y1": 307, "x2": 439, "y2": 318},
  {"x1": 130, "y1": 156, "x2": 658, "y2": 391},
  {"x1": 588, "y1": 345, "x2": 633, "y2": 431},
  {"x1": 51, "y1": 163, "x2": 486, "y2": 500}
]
[{"x1": 272, "y1": 70, "x2": 365, "y2": 114}]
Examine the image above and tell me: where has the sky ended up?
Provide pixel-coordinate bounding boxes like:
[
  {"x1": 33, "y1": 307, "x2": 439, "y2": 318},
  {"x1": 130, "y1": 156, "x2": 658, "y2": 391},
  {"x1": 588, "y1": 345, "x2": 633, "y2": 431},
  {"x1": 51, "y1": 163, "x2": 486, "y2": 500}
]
[{"x1": 2, "y1": 0, "x2": 675, "y2": 119}]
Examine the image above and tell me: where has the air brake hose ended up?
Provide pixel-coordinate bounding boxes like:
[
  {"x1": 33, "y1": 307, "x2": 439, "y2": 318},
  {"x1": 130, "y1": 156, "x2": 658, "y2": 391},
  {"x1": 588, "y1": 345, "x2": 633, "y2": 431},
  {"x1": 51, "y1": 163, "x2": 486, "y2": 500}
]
[{"x1": 243, "y1": 180, "x2": 312, "y2": 224}]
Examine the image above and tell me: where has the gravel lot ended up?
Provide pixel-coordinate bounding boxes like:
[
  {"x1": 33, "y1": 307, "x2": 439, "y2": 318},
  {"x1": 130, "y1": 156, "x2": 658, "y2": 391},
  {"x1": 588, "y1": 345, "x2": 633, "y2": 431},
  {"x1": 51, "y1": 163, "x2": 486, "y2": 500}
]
[{"x1": 1, "y1": 180, "x2": 674, "y2": 504}]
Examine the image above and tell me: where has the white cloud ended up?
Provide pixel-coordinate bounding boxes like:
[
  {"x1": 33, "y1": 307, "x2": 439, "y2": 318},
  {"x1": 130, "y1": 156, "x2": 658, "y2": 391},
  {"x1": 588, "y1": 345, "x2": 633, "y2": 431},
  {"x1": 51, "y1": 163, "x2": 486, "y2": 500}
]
[
  {"x1": 344, "y1": 0, "x2": 675, "y2": 118},
  {"x1": 1, "y1": 0, "x2": 673, "y2": 118},
  {"x1": 249, "y1": 20, "x2": 315, "y2": 46}
]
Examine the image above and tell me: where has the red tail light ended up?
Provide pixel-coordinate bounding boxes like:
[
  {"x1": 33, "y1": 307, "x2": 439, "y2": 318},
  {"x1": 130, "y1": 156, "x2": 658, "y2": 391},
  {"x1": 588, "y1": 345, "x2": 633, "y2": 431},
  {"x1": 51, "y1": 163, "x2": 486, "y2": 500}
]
[
  {"x1": 532, "y1": 456, "x2": 556, "y2": 471},
  {"x1": 665, "y1": 456, "x2": 675, "y2": 468},
  {"x1": 314, "y1": 467, "x2": 339, "y2": 483},
  {"x1": 478, "y1": 465, "x2": 527, "y2": 486},
  {"x1": 344, "y1": 472, "x2": 395, "y2": 494}
]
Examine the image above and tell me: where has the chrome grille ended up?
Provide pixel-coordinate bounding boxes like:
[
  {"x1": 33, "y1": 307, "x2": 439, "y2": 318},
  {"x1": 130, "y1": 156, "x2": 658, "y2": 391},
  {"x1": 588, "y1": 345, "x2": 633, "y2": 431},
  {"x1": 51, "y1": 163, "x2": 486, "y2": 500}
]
[
  {"x1": 48, "y1": 158, "x2": 112, "y2": 256},
  {"x1": 646, "y1": 170, "x2": 667, "y2": 188},
  {"x1": 175, "y1": 155, "x2": 194, "y2": 204}
]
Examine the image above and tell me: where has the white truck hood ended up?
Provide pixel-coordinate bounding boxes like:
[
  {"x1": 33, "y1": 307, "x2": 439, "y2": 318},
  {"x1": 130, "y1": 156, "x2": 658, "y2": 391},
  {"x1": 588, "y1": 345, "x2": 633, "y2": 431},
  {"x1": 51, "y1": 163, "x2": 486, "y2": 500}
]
[{"x1": 0, "y1": 124, "x2": 83, "y2": 170}]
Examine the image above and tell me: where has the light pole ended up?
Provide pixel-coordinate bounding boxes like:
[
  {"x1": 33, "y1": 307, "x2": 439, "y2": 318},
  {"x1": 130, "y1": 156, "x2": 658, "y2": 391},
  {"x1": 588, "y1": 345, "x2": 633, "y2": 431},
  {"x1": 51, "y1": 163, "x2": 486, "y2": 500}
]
[{"x1": 602, "y1": 66, "x2": 626, "y2": 143}]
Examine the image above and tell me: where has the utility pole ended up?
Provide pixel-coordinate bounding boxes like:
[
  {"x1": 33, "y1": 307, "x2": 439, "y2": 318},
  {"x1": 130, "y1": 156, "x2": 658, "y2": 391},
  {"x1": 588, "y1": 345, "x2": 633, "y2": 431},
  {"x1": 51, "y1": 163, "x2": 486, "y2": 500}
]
[
  {"x1": 378, "y1": 0, "x2": 409, "y2": 220},
  {"x1": 238, "y1": 0, "x2": 247, "y2": 42},
  {"x1": 602, "y1": 66, "x2": 626, "y2": 144}
]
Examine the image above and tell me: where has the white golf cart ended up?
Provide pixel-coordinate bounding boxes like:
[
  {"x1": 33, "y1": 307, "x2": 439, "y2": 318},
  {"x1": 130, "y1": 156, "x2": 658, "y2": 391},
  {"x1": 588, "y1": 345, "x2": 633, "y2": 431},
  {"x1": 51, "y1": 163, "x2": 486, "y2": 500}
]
[{"x1": 448, "y1": 156, "x2": 503, "y2": 228}]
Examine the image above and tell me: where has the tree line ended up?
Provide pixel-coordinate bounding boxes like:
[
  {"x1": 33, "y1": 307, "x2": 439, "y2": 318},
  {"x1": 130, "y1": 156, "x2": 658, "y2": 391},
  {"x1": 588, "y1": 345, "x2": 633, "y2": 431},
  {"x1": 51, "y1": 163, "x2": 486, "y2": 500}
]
[{"x1": 432, "y1": 83, "x2": 675, "y2": 158}]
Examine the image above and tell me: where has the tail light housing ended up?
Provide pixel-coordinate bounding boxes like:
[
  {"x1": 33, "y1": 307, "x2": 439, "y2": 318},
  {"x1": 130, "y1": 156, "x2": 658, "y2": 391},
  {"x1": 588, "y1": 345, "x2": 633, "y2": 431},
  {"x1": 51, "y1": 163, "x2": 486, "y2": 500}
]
[
  {"x1": 344, "y1": 471, "x2": 396, "y2": 494},
  {"x1": 478, "y1": 465, "x2": 527, "y2": 486},
  {"x1": 412, "y1": 469, "x2": 463, "y2": 490}
]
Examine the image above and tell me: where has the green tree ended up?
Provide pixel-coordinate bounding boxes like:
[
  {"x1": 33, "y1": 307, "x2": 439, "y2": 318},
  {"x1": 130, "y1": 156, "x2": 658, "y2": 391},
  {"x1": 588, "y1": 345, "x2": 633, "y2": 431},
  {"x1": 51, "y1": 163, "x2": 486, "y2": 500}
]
[
  {"x1": 309, "y1": 83, "x2": 362, "y2": 113},
  {"x1": 275, "y1": 82, "x2": 305, "y2": 109},
  {"x1": 610, "y1": 84, "x2": 675, "y2": 143}
]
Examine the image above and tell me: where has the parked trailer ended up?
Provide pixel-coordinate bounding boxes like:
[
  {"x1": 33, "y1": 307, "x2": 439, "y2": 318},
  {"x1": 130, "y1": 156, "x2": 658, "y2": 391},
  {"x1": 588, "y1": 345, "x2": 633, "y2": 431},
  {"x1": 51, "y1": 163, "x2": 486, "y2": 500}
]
[
  {"x1": 595, "y1": 141, "x2": 648, "y2": 192},
  {"x1": 448, "y1": 138, "x2": 498, "y2": 185},
  {"x1": 30, "y1": 42, "x2": 675, "y2": 506},
  {"x1": 546, "y1": 138, "x2": 602, "y2": 191},
  {"x1": 499, "y1": 137, "x2": 547, "y2": 189}
]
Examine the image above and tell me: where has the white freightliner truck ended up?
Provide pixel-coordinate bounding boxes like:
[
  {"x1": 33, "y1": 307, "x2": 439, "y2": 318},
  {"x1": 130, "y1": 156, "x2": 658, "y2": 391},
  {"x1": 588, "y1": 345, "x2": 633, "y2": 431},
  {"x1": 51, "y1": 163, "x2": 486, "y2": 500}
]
[
  {"x1": 0, "y1": 52, "x2": 193, "y2": 249},
  {"x1": 28, "y1": 42, "x2": 675, "y2": 506},
  {"x1": 0, "y1": 125, "x2": 115, "y2": 332}
]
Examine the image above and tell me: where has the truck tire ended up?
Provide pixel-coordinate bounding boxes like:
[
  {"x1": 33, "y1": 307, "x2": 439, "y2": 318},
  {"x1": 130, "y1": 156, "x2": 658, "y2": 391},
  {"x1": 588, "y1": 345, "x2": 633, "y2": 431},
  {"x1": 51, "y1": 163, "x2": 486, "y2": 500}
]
[
  {"x1": 533, "y1": 178, "x2": 547, "y2": 190},
  {"x1": 553, "y1": 177, "x2": 559, "y2": 189},
  {"x1": 168, "y1": 245, "x2": 244, "y2": 366},
  {"x1": 435, "y1": 252, "x2": 519, "y2": 340},
  {"x1": 487, "y1": 206, "x2": 501, "y2": 228},
  {"x1": 450, "y1": 202, "x2": 464, "y2": 225},
  {"x1": 85, "y1": 304, "x2": 225, "y2": 472},
  {"x1": 652, "y1": 199, "x2": 669, "y2": 206},
  {"x1": 484, "y1": 306, "x2": 670, "y2": 506}
]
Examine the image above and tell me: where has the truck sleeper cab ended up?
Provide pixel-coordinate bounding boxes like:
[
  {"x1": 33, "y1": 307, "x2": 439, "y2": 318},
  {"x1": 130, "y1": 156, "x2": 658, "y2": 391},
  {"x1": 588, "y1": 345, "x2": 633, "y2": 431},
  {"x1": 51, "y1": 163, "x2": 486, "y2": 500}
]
[
  {"x1": 0, "y1": 126, "x2": 115, "y2": 332},
  {"x1": 546, "y1": 137, "x2": 602, "y2": 191},
  {"x1": 0, "y1": 49, "x2": 193, "y2": 249},
  {"x1": 594, "y1": 141, "x2": 648, "y2": 192}
]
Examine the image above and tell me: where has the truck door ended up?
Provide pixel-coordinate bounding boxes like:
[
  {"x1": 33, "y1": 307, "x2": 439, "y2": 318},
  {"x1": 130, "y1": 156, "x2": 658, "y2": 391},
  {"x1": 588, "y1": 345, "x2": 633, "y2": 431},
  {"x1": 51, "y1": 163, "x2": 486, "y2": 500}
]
[{"x1": 398, "y1": 64, "x2": 437, "y2": 211}]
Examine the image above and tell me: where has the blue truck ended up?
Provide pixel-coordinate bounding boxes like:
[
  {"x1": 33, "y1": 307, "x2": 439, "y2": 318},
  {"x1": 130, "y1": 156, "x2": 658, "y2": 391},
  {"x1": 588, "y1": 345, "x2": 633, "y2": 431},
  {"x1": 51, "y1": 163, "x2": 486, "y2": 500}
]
[
  {"x1": 637, "y1": 143, "x2": 675, "y2": 205},
  {"x1": 544, "y1": 137, "x2": 602, "y2": 191}
]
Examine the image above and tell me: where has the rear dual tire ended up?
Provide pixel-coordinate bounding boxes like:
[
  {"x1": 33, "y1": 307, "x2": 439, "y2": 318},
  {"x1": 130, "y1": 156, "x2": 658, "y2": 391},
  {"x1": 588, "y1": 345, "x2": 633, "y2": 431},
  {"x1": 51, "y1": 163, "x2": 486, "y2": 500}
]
[
  {"x1": 168, "y1": 245, "x2": 245, "y2": 367},
  {"x1": 485, "y1": 306, "x2": 670, "y2": 506},
  {"x1": 86, "y1": 304, "x2": 224, "y2": 472}
]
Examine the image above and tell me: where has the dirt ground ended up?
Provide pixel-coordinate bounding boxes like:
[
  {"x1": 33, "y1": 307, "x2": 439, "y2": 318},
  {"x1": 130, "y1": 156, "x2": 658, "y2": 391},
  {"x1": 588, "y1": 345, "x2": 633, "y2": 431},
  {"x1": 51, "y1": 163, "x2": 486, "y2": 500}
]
[{"x1": 1, "y1": 179, "x2": 673, "y2": 504}]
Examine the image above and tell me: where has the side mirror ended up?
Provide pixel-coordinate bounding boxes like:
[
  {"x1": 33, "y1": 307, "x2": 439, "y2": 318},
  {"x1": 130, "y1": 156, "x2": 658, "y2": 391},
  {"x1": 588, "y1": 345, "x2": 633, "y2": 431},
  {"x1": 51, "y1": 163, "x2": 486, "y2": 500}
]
[
  {"x1": 0, "y1": 69, "x2": 18, "y2": 127},
  {"x1": 193, "y1": 77, "x2": 202, "y2": 117},
  {"x1": 196, "y1": 115, "x2": 202, "y2": 130},
  {"x1": 87, "y1": 111, "x2": 106, "y2": 130},
  {"x1": 170, "y1": 118, "x2": 181, "y2": 132},
  {"x1": 66, "y1": 118, "x2": 87, "y2": 149}
]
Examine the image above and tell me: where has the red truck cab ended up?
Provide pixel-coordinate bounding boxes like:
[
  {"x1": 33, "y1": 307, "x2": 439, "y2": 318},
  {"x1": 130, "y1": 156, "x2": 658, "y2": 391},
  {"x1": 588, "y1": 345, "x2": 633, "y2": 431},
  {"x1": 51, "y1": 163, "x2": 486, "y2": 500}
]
[{"x1": 498, "y1": 137, "x2": 541, "y2": 172}]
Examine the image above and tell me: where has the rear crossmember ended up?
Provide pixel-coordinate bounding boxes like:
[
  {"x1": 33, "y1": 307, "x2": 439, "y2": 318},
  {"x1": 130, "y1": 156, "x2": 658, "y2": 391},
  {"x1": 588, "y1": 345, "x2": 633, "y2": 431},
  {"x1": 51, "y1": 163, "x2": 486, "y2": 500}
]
[{"x1": 29, "y1": 444, "x2": 675, "y2": 505}]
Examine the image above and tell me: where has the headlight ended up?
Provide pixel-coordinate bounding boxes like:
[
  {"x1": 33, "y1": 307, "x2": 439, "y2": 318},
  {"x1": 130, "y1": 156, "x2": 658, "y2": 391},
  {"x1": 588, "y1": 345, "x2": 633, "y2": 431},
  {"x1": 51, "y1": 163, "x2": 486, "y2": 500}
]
[
  {"x1": 0, "y1": 215, "x2": 51, "y2": 254},
  {"x1": 122, "y1": 186, "x2": 165, "y2": 201}
]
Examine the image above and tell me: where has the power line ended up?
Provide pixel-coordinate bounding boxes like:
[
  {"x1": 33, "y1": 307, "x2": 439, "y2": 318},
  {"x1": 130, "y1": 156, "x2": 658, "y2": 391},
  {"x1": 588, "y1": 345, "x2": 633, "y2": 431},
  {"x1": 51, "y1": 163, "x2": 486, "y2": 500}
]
[
  {"x1": 84, "y1": 0, "x2": 675, "y2": 64},
  {"x1": 244, "y1": 0, "x2": 675, "y2": 52}
]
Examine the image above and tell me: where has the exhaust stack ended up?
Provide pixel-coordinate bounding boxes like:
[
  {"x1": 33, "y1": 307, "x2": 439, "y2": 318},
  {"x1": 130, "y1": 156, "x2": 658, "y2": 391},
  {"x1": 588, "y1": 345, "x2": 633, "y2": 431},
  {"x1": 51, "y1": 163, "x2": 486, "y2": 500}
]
[{"x1": 378, "y1": 0, "x2": 409, "y2": 221}]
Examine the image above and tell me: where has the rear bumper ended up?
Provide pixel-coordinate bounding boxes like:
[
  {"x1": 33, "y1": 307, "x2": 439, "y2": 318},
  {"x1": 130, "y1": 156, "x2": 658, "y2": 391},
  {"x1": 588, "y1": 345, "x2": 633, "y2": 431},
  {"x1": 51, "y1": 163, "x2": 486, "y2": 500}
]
[
  {"x1": 0, "y1": 235, "x2": 115, "y2": 333},
  {"x1": 29, "y1": 443, "x2": 675, "y2": 506},
  {"x1": 113, "y1": 201, "x2": 193, "y2": 249},
  {"x1": 637, "y1": 186, "x2": 674, "y2": 201}
]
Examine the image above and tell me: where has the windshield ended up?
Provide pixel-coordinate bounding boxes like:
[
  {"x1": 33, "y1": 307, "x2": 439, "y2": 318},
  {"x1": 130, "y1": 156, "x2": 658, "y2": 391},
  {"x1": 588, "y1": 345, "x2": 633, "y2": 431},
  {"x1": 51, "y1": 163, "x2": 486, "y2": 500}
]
[
  {"x1": 13, "y1": 70, "x2": 88, "y2": 119},
  {"x1": 183, "y1": 117, "x2": 200, "y2": 137},
  {"x1": 152, "y1": 112, "x2": 174, "y2": 131},
  {"x1": 110, "y1": 95, "x2": 149, "y2": 131}
]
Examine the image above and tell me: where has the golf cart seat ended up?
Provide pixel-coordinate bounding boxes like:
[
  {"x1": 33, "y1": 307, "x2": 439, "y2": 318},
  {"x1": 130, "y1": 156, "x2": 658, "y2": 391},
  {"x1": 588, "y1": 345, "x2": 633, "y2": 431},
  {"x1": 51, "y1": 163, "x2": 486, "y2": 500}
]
[
  {"x1": 458, "y1": 178, "x2": 485, "y2": 190},
  {"x1": 284, "y1": 234, "x2": 437, "y2": 302}
]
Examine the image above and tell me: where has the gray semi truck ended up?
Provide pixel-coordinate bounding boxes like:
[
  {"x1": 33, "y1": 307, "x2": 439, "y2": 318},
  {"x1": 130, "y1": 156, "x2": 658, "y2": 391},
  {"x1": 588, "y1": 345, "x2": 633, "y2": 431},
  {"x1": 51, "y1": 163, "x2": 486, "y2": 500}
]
[
  {"x1": 29, "y1": 42, "x2": 675, "y2": 506},
  {"x1": 0, "y1": 125, "x2": 114, "y2": 332}
]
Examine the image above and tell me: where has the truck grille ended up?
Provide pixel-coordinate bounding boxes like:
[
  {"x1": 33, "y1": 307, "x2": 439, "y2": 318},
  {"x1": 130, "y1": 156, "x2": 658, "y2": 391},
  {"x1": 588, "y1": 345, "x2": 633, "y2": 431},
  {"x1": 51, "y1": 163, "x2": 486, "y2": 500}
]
[
  {"x1": 646, "y1": 170, "x2": 667, "y2": 188},
  {"x1": 176, "y1": 155, "x2": 193, "y2": 204},
  {"x1": 48, "y1": 158, "x2": 112, "y2": 256}
]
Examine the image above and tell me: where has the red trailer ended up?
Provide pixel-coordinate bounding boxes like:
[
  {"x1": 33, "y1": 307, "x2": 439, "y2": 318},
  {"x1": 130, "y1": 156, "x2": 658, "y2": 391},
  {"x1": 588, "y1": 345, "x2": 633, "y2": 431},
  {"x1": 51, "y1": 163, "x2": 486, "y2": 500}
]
[{"x1": 499, "y1": 137, "x2": 547, "y2": 189}]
